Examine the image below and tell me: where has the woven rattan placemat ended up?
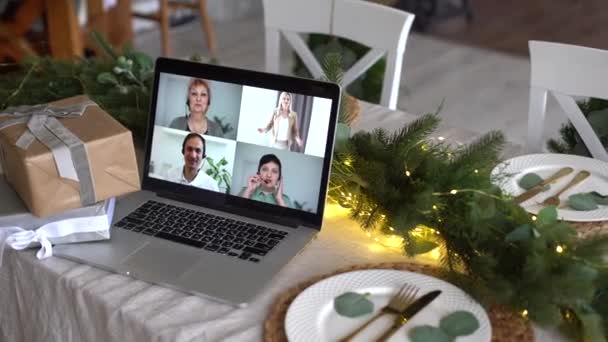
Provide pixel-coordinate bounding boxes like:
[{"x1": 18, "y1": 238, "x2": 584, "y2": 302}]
[
  {"x1": 572, "y1": 220, "x2": 608, "y2": 239},
  {"x1": 263, "y1": 261, "x2": 533, "y2": 342}
]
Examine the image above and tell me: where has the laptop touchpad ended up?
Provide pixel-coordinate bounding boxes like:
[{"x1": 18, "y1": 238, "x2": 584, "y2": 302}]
[{"x1": 122, "y1": 243, "x2": 199, "y2": 279}]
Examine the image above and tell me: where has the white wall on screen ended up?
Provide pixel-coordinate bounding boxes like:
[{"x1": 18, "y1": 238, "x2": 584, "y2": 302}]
[
  {"x1": 236, "y1": 86, "x2": 278, "y2": 146},
  {"x1": 304, "y1": 97, "x2": 332, "y2": 157}
]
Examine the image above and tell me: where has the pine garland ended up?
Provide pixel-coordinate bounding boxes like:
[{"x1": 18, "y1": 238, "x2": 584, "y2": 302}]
[{"x1": 330, "y1": 115, "x2": 608, "y2": 340}]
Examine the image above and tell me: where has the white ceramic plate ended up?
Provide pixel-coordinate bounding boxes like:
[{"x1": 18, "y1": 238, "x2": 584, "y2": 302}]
[
  {"x1": 284, "y1": 269, "x2": 491, "y2": 342},
  {"x1": 492, "y1": 153, "x2": 608, "y2": 222}
]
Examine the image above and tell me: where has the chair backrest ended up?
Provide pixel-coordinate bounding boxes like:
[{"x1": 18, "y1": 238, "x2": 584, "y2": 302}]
[
  {"x1": 527, "y1": 40, "x2": 608, "y2": 161},
  {"x1": 263, "y1": 0, "x2": 414, "y2": 110}
]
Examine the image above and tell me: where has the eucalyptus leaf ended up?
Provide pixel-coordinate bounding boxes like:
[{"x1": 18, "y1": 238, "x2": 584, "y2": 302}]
[
  {"x1": 440, "y1": 310, "x2": 480, "y2": 337},
  {"x1": 113, "y1": 66, "x2": 126, "y2": 74},
  {"x1": 409, "y1": 325, "x2": 450, "y2": 342},
  {"x1": 117, "y1": 56, "x2": 130, "y2": 69},
  {"x1": 116, "y1": 85, "x2": 129, "y2": 94},
  {"x1": 575, "y1": 310, "x2": 606, "y2": 342},
  {"x1": 505, "y1": 224, "x2": 532, "y2": 243},
  {"x1": 589, "y1": 191, "x2": 608, "y2": 205},
  {"x1": 334, "y1": 292, "x2": 374, "y2": 318},
  {"x1": 129, "y1": 51, "x2": 153, "y2": 70},
  {"x1": 518, "y1": 173, "x2": 544, "y2": 190},
  {"x1": 568, "y1": 193, "x2": 599, "y2": 211},
  {"x1": 97, "y1": 72, "x2": 118, "y2": 85},
  {"x1": 536, "y1": 206, "x2": 557, "y2": 225}
]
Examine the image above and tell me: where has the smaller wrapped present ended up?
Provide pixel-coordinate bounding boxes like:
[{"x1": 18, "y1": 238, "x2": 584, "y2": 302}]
[
  {"x1": 0, "y1": 95, "x2": 140, "y2": 217},
  {"x1": 0, "y1": 178, "x2": 114, "y2": 266}
]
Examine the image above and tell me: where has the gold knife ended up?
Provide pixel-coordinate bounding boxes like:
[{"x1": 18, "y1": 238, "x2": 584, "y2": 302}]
[
  {"x1": 514, "y1": 167, "x2": 573, "y2": 204},
  {"x1": 376, "y1": 290, "x2": 442, "y2": 342}
]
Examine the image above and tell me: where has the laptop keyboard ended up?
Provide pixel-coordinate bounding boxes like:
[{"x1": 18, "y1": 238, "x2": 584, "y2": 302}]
[{"x1": 113, "y1": 200, "x2": 289, "y2": 263}]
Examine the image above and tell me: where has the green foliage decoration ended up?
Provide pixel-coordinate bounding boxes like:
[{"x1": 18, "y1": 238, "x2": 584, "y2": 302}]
[
  {"x1": 410, "y1": 310, "x2": 480, "y2": 342},
  {"x1": 329, "y1": 114, "x2": 608, "y2": 340},
  {"x1": 518, "y1": 173, "x2": 544, "y2": 190},
  {"x1": 334, "y1": 292, "x2": 374, "y2": 318},
  {"x1": 0, "y1": 32, "x2": 215, "y2": 140}
]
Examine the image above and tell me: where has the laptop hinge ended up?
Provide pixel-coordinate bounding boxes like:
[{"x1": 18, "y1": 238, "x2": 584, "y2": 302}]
[{"x1": 156, "y1": 191, "x2": 303, "y2": 229}]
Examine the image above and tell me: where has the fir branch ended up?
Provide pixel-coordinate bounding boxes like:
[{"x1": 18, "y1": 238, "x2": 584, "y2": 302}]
[
  {"x1": 389, "y1": 113, "x2": 440, "y2": 148},
  {"x1": 91, "y1": 31, "x2": 118, "y2": 59},
  {"x1": 450, "y1": 131, "x2": 505, "y2": 170},
  {"x1": 1, "y1": 61, "x2": 38, "y2": 109},
  {"x1": 432, "y1": 188, "x2": 503, "y2": 200},
  {"x1": 321, "y1": 52, "x2": 344, "y2": 85}
]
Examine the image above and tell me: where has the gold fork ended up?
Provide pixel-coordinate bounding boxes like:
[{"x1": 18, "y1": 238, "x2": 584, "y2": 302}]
[
  {"x1": 338, "y1": 283, "x2": 419, "y2": 342},
  {"x1": 542, "y1": 170, "x2": 591, "y2": 206}
]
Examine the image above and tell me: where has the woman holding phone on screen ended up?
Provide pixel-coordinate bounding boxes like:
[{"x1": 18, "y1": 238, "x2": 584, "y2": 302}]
[
  {"x1": 240, "y1": 154, "x2": 293, "y2": 208},
  {"x1": 170, "y1": 78, "x2": 223, "y2": 137},
  {"x1": 257, "y1": 91, "x2": 303, "y2": 151}
]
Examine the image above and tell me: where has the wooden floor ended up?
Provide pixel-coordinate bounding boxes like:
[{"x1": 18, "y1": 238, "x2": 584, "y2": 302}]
[{"x1": 426, "y1": 0, "x2": 608, "y2": 56}]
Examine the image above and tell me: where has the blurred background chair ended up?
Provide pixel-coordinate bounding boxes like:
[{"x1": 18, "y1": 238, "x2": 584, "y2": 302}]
[
  {"x1": 263, "y1": 0, "x2": 414, "y2": 110},
  {"x1": 131, "y1": 0, "x2": 216, "y2": 57},
  {"x1": 527, "y1": 40, "x2": 608, "y2": 161},
  {"x1": 0, "y1": 0, "x2": 132, "y2": 61}
]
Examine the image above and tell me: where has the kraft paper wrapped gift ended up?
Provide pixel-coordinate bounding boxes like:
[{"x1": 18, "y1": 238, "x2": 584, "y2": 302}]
[{"x1": 0, "y1": 95, "x2": 140, "y2": 217}]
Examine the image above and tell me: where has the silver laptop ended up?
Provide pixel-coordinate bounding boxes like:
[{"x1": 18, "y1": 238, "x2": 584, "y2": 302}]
[{"x1": 54, "y1": 58, "x2": 340, "y2": 306}]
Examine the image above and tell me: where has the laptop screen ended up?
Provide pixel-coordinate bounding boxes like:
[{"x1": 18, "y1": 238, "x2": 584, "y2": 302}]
[{"x1": 146, "y1": 68, "x2": 337, "y2": 219}]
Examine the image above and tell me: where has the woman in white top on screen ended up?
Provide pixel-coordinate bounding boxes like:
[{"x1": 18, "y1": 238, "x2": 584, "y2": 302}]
[{"x1": 257, "y1": 91, "x2": 303, "y2": 150}]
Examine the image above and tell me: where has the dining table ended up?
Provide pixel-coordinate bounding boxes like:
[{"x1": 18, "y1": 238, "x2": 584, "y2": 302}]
[{"x1": 0, "y1": 101, "x2": 565, "y2": 341}]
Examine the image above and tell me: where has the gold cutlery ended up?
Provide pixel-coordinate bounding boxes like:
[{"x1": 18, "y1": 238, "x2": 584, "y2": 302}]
[
  {"x1": 376, "y1": 290, "x2": 442, "y2": 342},
  {"x1": 338, "y1": 283, "x2": 419, "y2": 342},
  {"x1": 542, "y1": 170, "x2": 591, "y2": 206},
  {"x1": 515, "y1": 167, "x2": 573, "y2": 204}
]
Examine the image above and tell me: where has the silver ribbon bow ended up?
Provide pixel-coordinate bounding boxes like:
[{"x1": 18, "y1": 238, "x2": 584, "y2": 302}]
[{"x1": 0, "y1": 100, "x2": 98, "y2": 206}]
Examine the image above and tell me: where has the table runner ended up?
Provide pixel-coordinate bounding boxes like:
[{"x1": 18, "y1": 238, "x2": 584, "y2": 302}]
[{"x1": 0, "y1": 102, "x2": 573, "y2": 341}]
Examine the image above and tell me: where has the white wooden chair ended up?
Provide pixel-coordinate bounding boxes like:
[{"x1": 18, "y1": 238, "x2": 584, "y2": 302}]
[
  {"x1": 262, "y1": 0, "x2": 415, "y2": 110},
  {"x1": 527, "y1": 40, "x2": 608, "y2": 161}
]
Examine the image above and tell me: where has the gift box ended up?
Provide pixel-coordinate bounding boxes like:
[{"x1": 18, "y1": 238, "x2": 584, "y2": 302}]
[
  {"x1": 0, "y1": 177, "x2": 114, "y2": 265},
  {"x1": 0, "y1": 95, "x2": 140, "y2": 217}
]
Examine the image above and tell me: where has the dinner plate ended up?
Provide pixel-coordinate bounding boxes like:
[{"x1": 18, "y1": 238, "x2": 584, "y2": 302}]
[
  {"x1": 284, "y1": 269, "x2": 491, "y2": 342},
  {"x1": 492, "y1": 153, "x2": 608, "y2": 222}
]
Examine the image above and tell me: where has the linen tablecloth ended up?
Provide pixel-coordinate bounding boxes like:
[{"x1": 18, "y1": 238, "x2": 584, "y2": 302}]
[{"x1": 0, "y1": 102, "x2": 563, "y2": 341}]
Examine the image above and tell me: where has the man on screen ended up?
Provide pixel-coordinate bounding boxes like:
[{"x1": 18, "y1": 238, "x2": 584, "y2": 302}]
[{"x1": 167, "y1": 133, "x2": 219, "y2": 191}]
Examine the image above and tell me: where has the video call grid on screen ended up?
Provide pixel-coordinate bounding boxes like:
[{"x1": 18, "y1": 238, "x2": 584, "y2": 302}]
[{"x1": 148, "y1": 72, "x2": 334, "y2": 213}]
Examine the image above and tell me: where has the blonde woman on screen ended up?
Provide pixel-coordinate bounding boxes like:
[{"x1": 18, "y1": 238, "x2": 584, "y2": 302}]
[{"x1": 257, "y1": 92, "x2": 303, "y2": 150}]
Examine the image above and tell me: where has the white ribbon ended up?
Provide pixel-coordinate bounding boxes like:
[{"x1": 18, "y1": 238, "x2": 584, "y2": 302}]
[{"x1": 0, "y1": 198, "x2": 115, "y2": 267}]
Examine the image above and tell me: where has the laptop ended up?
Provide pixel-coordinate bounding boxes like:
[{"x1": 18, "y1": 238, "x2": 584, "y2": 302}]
[{"x1": 54, "y1": 57, "x2": 340, "y2": 307}]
